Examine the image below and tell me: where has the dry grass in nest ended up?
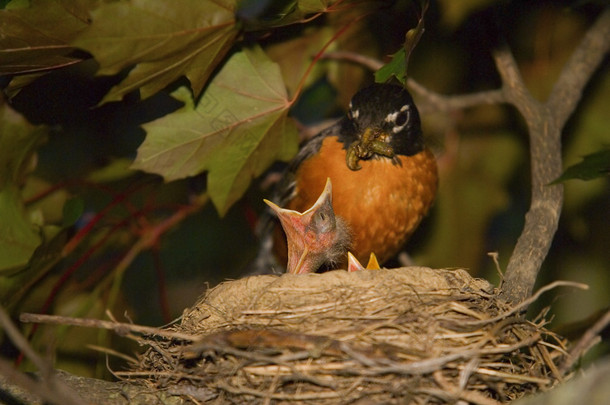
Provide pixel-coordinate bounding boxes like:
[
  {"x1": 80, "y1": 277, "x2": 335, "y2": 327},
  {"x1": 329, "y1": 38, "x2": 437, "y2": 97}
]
[{"x1": 126, "y1": 267, "x2": 571, "y2": 404}]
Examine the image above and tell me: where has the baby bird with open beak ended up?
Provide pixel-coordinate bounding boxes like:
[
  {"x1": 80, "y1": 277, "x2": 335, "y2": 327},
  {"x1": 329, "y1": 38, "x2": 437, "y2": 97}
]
[{"x1": 264, "y1": 178, "x2": 351, "y2": 274}]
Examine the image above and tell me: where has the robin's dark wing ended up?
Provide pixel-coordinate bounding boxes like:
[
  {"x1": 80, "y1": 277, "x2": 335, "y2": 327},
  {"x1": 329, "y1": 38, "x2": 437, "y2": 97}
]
[{"x1": 271, "y1": 121, "x2": 346, "y2": 209}]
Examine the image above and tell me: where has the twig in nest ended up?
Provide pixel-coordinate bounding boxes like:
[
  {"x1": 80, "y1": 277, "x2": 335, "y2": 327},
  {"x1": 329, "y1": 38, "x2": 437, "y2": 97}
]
[
  {"x1": 185, "y1": 329, "x2": 345, "y2": 358},
  {"x1": 262, "y1": 373, "x2": 280, "y2": 405},
  {"x1": 488, "y1": 252, "x2": 504, "y2": 282},
  {"x1": 464, "y1": 281, "x2": 588, "y2": 327},
  {"x1": 464, "y1": 367, "x2": 549, "y2": 385},
  {"x1": 87, "y1": 344, "x2": 139, "y2": 365},
  {"x1": 434, "y1": 369, "x2": 502, "y2": 405},
  {"x1": 216, "y1": 380, "x2": 350, "y2": 401}
]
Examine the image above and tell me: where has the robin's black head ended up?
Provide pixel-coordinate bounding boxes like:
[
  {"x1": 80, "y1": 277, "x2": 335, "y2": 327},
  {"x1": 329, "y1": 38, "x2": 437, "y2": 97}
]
[{"x1": 339, "y1": 83, "x2": 424, "y2": 160}]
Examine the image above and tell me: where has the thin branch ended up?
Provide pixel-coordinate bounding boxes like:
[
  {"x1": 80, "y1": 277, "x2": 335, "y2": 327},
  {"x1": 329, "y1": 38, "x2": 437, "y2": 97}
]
[
  {"x1": 0, "y1": 306, "x2": 83, "y2": 405},
  {"x1": 19, "y1": 312, "x2": 198, "y2": 342},
  {"x1": 322, "y1": 51, "x2": 507, "y2": 113},
  {"x1": 548, "y1": 9, "x2": 610, "y2": 126},
  {"x1": 499, "y1": 8, "x2": 610, "y2": 304},
  {"x1": 0, "y1": 306, "x2": 51, "y2": 376},
  {"x1": 321, "y1": 51, "x2": 383, "y2": 71},
  {"x1": 406, "y1": 79, "x2": 506, "y2": 114},
  {"x1": 105, "y1": 194, "x2": 208, "y2": 309},
  {"x1": 561, "y1": 308, "x2": 610, "y2": 373},
  {"x1": 493, "y1": 47, "x2": 563, "y2": 304}
]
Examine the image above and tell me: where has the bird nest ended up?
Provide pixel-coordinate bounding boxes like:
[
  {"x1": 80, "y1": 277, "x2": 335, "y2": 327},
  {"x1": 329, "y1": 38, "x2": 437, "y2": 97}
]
[{"x1": 130, "y1": 267, "x2": 570, "y2": 404}]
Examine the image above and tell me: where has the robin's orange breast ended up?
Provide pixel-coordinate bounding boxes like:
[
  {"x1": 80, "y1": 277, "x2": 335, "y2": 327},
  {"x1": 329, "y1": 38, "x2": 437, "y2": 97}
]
[{"x1": 285, "y1": 136, "x2": 438, "y2": 266}]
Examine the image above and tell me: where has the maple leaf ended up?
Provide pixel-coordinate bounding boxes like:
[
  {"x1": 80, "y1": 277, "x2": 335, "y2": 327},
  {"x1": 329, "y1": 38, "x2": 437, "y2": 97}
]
[
  {"x1": 0, "y1": 0, "x2": 93, "y2": 75},
  {"x1": 72, "y1": 0, "x2": 239, "y2": 103},
  {"x1": 0, "y1": 101, "x2": 47, "y2": 274},
  {"x1": 132, "y1": 46, "x2": 298, "y2": 216},
  {"x1": 266, "y1": 26, "x2": 334, "y2": 96}
]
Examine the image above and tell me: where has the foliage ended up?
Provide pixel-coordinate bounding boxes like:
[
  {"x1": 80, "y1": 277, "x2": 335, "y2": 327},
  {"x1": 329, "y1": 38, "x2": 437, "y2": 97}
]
[
  {"x1": 0, "y1": 101, "x2": 47, "y2": 273},
  {"x1": 374, "y1": 1, "x2": 426, "y2": 84},
  {"x1": 73, "y1": 0, "x2": 239, "y2": 102},
  {"x1": 552, "y1": 149, "x2": 610, "y2": 184},
  {"x1": 132, "y1": 46, "x2": 298, "y2": 214}
]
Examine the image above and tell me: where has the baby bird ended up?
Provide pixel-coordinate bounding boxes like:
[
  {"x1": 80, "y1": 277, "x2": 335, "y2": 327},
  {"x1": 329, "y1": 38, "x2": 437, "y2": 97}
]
[{"x1": 264, "y1": 178, "x2": 351, "y2": 274}]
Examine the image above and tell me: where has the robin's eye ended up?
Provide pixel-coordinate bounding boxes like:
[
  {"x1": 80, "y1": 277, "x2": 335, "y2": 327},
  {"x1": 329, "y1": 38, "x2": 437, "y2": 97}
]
[
  {"x1": 390, "y1": 105, "x2": 411, "y2": 133},
  {"x1": 348, "y1": 109, "x2": 360, "y2": 120},
  {"x1": 395, "y1": 112, "x2": 407, "y2": 126}
]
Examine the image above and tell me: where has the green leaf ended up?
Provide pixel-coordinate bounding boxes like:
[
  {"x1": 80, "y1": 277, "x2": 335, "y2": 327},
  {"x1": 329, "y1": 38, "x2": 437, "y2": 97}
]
[
  {"x1": 0, "y1": 102, "x2": 47, "y2": 274},
  {"x1": 132, "y1": 46, "x2": 298, "y2": 215},
  {"x1": 551, "y1": 149, "x2": 610, "y2": 184},
  {"x1": 0, "y1": 102, "x2": 46, "y2": 187},
  {"x1": 5, "y1": 0, "x2": 30, "y2": 10},
  {"x1": 0, "y1": 0, "x2": 93, "y2": 75},
  {"x1": 0, "y1": 223, "x2": 66, "y2": 307},
  {"x1": 375, "y1": 47, "x2": 407, "y2": 84},
  {"x1": 375, "y1": 1, "x2": 427, "y2": 84},
  {"x1": 73, "y1": 0, "x2": 239, "y2": 103},
  {"x1": 62, "y1": 197, "x2": 85, "y2": 227},
  {"x1": 0, "y1": 188, "x2": 43, "y2": 274}
]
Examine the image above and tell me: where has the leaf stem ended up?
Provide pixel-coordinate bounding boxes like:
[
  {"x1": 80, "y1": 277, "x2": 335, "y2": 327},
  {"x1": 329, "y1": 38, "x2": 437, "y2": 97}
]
[{"x1": 291, "y1": 11, "x2": 372, "y2": 104}]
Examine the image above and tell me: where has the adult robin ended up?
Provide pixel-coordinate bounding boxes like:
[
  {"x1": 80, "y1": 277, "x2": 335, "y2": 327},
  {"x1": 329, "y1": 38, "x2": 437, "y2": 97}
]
[{"x1": 258, "y1": 83, "x2": 438, "y2": 274}]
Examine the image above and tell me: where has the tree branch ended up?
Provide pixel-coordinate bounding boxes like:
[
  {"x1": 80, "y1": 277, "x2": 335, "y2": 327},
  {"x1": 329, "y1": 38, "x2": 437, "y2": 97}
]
[
  {"x1": 498, "y1": 8, "x2": 610, "y2": 304},
  {"x1": 406, "y1": 79, "x2": 506, "y2": 114},
  {"x1": 0, "y1": 306, "x2": 83, "y2": 405},
  {"x1": 322, "y1": 51, "x2": 507, "y2": 113},
  {"x1": 548, "y1": 9, "x2": 610, "y2": 126}
]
